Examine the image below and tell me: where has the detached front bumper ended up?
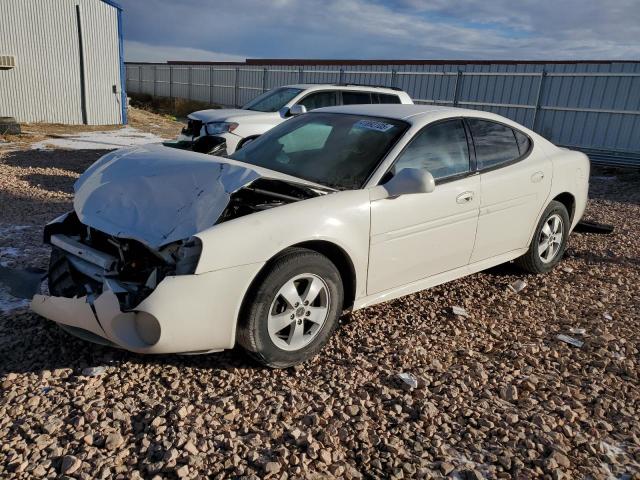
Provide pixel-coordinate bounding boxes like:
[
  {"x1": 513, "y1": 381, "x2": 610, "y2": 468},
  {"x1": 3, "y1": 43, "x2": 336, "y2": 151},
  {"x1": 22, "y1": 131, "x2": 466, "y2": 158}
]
[
  {"x1": 164, "y1": 132, "x2": 243, "y2": 155},
  {"x1": 162, "y1": 139, "x2": 195, "y2": 150},
  {"x1": 31, "y1": 263, "x2": 263, "y2": 354}
]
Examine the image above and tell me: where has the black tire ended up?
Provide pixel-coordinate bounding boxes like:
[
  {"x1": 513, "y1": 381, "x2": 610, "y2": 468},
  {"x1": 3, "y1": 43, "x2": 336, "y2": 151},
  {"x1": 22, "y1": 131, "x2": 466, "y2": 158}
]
[
  {"x1": 516, "y1": 200, "x2": 570, "y2": 274},
  {"x1": 237, "y1": 248, "x2": 344, "y2": 368}
]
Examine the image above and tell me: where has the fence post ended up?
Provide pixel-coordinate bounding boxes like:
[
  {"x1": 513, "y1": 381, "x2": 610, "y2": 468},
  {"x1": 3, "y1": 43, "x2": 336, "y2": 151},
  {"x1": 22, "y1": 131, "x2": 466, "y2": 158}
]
[
  {"x1": 210, "y1": 66, "x2": 215, "y2": 105},
  {"x1": 234, "y1": 67, "x2": 240, "y2": 107},
  {"x1": 262, "y1": 67, "x2": 268, "y2": 93},
  {"x1": 338, "y1": 68, "x2": 344, "y2": 85},
  {"x1": 452, "y1": 70, "x2": 463, "y2": 106},
  {"x1": 390, "y1": 69, "x2": 397, "y2": 88},
  {"x1": 188, "y1": 66, "x2": 193, "y2": 101},
  {"x1": 169, "y1": 66, "x2": 173, "y2": 101},
  {"x1": 298, "y1": 67, "x2": 304, "y2": 84},
  {"x1": 532, "y1": 70, "x2": 547, "y2": 132}
]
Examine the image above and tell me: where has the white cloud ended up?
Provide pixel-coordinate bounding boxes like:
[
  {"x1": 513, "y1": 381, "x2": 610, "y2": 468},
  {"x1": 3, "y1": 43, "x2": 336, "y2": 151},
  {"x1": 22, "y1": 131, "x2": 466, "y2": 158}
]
[
  {"x1": 119, "y1": 0, "x2": 640, "y2": 60},
  {"x1": 124, "y1": 40, "x2": 246, "y2": 63}
]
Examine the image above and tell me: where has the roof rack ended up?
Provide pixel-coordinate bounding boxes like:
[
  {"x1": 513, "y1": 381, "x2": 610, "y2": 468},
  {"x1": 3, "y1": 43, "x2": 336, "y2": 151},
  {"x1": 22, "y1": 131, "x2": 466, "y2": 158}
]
[{"x1": 333, "y1": 83, "x2": 404, "y2": 92}]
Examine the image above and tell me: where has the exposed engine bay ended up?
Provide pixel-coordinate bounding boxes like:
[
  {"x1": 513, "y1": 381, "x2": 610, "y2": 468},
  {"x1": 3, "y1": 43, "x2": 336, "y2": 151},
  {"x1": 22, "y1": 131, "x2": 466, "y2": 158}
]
[{"x1": 217, "y1": 178, "x2": 329, "y2": 223}]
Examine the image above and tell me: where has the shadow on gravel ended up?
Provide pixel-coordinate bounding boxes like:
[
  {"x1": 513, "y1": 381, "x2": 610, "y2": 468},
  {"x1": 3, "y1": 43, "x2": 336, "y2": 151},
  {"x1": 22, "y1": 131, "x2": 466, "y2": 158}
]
[
  {"x1": 0, "y1": 311, "x2": 261, "y2": 377},
  {"x1": 482, "y1": 261, "x2": 523, "y2": 277},
  {"x1": 569, "y1": 251, "x2": 640, "y2": 268},
  {"x1": 0, "y1": 187, "x2": 71, "y2": 226},
  {"x1": 20, "y1": 172, "x2": 76, "y2": 194},
  {"x1": 589, "y1": 166, "x2": 640, "y2": 206},
  {"x1": 2, "y1": 148, "x2": 108, "y2": 175}
]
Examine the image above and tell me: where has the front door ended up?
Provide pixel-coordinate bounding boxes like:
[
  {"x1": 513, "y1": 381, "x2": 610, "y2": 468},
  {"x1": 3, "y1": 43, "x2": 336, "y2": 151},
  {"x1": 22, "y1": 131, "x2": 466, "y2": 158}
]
[{"x1": 367, "y1": 119, "x2": 480, "y2": 294}]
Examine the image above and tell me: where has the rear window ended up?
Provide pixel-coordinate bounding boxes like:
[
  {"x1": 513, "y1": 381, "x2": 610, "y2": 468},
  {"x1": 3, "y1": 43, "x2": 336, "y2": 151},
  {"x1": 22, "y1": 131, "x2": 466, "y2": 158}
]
[
  {"x1": 467, "y1": 119, "x2": 521, "y2": 170},
  {"x1": 514, "y1": 129, "x2": 532, "y2": 155}
]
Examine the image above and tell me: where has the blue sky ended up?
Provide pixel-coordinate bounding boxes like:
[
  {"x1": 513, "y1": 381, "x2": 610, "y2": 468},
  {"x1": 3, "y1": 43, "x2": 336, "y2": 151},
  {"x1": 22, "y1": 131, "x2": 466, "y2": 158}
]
[{"x1": 120, "y1": 0, "x2": 640, "y2": 62}]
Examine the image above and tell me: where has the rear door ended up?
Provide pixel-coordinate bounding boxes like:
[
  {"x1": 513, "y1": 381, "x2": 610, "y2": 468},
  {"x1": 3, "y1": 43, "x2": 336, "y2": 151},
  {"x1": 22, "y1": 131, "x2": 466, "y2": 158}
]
[{"x1": 467, "y1": 118, "x2": 552, "y2": 263}]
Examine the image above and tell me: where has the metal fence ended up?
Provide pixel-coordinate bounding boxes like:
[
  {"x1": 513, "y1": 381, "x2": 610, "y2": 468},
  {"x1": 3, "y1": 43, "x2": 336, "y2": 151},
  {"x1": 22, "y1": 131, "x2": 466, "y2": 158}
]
[{"x1": 126, "y1": 61, "x2": 640, "y2": 167}]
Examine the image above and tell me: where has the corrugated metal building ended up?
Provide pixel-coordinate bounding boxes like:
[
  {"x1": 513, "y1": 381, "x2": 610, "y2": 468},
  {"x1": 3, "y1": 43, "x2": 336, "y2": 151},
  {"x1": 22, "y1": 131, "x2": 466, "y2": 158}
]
[{"x1": 0, "y1": 0, "x2": 126, "y2": 125}]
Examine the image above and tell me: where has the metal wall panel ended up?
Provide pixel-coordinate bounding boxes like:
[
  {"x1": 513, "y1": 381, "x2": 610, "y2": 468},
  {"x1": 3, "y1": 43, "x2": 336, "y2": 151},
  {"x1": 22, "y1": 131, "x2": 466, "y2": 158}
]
[
  {"x1": 0, "y1": 0, "x2": 123, "y2": 125},
  {"x1": 126, "y1": 61, "x2": 640, "y2": 165},
  {"x1": 78, "y1": 0, "x2": 122, "y2": 124}
]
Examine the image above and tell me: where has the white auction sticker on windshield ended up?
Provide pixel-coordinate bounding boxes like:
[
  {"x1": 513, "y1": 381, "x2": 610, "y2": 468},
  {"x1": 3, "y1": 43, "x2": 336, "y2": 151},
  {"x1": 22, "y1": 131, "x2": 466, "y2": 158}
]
[{"x1": 354, "y1": 119, "x2": 395, "y2": 132}]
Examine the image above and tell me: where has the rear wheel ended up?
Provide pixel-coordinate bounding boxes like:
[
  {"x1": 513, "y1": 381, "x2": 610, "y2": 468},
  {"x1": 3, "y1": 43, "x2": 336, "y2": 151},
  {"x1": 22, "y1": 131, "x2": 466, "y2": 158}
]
[
  {"x1": 516, "y1": 200, "x2": 570, "y2": 273},
  {"x1": 237, "y1": 248, "x2": 343, "y2": 368}
]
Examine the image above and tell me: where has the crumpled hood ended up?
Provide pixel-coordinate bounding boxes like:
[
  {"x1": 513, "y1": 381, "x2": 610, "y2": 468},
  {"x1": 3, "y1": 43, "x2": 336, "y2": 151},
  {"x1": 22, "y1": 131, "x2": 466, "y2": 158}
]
[
  {"x1": 73, "y1": 144, "x2": 261, "y2": 249},
  {"x1": 189, "y1": 108, "x2": 276, "y2": 123}
]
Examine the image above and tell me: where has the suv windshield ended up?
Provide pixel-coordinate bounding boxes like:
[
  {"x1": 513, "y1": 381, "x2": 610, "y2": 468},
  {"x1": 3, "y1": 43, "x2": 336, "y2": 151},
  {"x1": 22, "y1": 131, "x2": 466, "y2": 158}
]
[
  {"x1": 243, "y1": 87, "x2": 303, "y2": 112},
  {"x1": 230, "y1": 113, "x2": 408, "y2": 190}
]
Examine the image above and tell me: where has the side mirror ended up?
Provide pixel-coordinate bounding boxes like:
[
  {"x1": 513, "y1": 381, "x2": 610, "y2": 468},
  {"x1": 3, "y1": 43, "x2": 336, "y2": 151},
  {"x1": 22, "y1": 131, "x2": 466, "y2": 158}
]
[
  {"x1": 279, "y1": 104, "x2": 307, "y2": 119},
  {"x1": 382, "y1": 168, "x2": 435, "y2": 198},
  {"x1": 289, "y1": 104, "x2": 307, "y2": 116},
  {"x1": 278, "y1": 106, "x2": 290, "y2": 119}
]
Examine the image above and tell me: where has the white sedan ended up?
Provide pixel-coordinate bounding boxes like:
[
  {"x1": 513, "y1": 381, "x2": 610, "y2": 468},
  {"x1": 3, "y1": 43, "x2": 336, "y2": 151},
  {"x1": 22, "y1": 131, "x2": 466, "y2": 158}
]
[{"x1": 32, "y1": 105, "x2": 589, "y2": 367}]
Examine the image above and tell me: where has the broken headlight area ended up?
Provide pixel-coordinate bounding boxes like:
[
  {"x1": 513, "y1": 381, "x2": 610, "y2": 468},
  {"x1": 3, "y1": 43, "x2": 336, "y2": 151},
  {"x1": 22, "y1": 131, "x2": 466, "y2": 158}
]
[{"x1": 44, "y1": 212, "x2": 202, "y2": 310}]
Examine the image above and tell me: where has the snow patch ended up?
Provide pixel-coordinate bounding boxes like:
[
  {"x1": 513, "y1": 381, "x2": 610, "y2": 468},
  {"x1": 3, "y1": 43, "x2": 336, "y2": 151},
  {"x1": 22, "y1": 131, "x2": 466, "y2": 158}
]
[
  {"x1": 0, "y1": 225, "x2": 32, "y2": 236},
  {"x1": 0, "y1": 225, "x2": 41, "y2": 314},
  {"x1": 0, "y1": 285, "x2": 30, "y2": 314},
  {"x1": 0, "y1": 247, "x2": 21, "y2": 260},
  {"x1": 32, "y1": 127, "x2": 167, "y2": 151}
]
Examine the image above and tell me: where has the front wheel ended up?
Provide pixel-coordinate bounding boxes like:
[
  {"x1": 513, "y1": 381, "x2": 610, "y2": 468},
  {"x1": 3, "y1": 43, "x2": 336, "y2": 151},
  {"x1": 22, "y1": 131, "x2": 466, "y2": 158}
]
[
  {"x1": 237, "y1": 248, "x2": 344, "y2": 368},
  {"x1": 516, "y1": 200, "x2": 570, "y2": 273}
]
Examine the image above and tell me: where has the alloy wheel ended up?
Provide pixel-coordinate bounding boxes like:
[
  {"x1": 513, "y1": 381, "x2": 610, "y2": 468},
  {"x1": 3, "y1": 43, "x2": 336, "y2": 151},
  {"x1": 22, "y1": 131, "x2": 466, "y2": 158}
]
[
  {"x1": 267, "y1": 273, "x2": 331, "y2": 351},
  {"x1": 538, "y1": 213, "x2": 564, "y2": 263}
]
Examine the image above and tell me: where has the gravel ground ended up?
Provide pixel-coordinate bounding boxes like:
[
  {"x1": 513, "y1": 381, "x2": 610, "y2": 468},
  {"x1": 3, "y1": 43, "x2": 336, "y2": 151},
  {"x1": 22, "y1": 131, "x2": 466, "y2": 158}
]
[{"x1": 0, "y1": 115, "x2": 638, "y2": 479}]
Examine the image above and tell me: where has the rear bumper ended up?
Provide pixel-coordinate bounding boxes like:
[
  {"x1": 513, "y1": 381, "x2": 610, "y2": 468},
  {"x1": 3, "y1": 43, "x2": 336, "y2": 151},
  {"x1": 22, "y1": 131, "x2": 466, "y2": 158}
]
[{"x1": 31, "y1": 262, "x2": 264, "y2": 354}]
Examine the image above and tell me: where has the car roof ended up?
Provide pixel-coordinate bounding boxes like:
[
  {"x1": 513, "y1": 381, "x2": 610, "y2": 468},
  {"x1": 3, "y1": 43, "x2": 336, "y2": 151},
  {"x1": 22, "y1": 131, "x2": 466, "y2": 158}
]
[
  {"x1": 311, "y1": 104, "x2": 502, "y2": 124},
  {"x1": 285, "y1": 83, "x2": 406, "y2": 94}
]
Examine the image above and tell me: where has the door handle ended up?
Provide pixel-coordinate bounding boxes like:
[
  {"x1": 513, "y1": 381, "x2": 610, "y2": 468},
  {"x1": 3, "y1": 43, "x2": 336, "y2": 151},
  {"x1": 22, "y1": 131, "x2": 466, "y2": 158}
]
[
  {"x1": 456, "y1": 191, "x2": 474, "y2": 204},
  {"x1": 531, "y1": 171, "x2": 545, "y2": 183}
]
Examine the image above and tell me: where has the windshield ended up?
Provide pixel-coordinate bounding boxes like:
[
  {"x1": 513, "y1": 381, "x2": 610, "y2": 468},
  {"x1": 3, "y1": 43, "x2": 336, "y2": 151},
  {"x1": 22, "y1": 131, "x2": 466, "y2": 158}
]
[
  {"x1": 230, "y1": 113, "x2": 408, "y2": 190},
  {"x1": 243, "y1": 87, "x2": 303, "y2": 112}
]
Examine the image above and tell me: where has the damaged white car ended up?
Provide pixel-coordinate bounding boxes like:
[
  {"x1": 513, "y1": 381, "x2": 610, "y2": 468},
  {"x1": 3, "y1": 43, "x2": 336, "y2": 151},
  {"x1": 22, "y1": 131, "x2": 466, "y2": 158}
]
[{"x1": 32, "y1": 105, "x2": 589, "y2": 368}]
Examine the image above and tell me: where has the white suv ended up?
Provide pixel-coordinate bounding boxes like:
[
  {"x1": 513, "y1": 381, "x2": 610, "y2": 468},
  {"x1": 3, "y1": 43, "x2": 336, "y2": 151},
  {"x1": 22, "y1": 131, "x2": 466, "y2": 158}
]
[{"x1": 167, "y1": 84, "x2": 413, "y2": 155}]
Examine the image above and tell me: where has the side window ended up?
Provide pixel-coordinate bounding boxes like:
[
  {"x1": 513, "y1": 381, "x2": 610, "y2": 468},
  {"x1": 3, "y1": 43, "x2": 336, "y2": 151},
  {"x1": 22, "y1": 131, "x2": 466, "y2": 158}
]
[
  {"x1": 376, "y1": 93, "x2": 401, "y2": 104},
  {"x1": 298, "y1": 92, "x2": 338, "y2": 111},
  {"x1": 393, "y1": 120, "x2": 470, "y2": 180},
  {"x1": 467, "y1": 119, "x2": 521, "y2": 170},
  {"x1": 342, "y1": 91, "x2": 373, "y2": 105},
  {"x1": 514, "y1": 129, "x2": 531, "y2": 155}
]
